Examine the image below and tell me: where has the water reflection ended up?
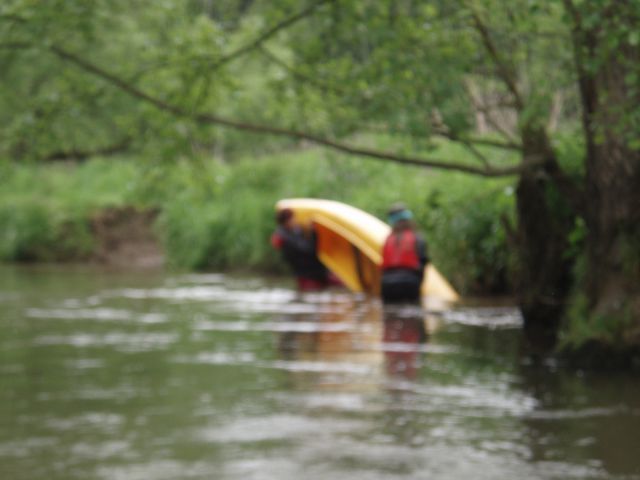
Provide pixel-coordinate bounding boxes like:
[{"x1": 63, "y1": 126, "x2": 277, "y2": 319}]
[
  {"x1": 519, "y1": 364, "x2": 640, "y2": 477},
  {"x1": 1, "y1": 267, "x2": 639, "y2": 480},
  {"x1": 275, "y1": 296, "x2": 383, "y2": 390},
  {"x1": 274, "y1": 294, "x2": 438, "y2": 396},
  {"x1": 381, "y1": 307, "x2": 429, "y2": 383}
]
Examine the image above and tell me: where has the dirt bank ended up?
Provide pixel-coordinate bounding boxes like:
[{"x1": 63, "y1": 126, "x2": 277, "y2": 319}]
[{"x1": 90, "y1": 207, "x2": 164, "y2": 268}]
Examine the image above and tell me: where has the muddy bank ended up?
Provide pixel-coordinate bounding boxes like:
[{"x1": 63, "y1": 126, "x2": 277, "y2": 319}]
[{"x1": 90, "y1": 207, "x2": 164, "y2": 268}]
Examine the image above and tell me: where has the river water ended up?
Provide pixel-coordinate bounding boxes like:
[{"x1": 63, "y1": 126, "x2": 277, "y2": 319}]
[{"x1": 0, "y1": 266, "x2": 638, "y2": 480}]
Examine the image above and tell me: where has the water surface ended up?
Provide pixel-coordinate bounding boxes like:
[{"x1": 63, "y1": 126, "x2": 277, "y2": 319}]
[{"x1": 0, "y1": 266, "x2": 638, "y2": 479}]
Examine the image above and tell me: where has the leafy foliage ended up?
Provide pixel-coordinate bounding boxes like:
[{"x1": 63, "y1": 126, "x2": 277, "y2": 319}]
[
  {"x1": 421, "y1": 178, "x2": 515, "y2": 294},
  {"x1": 0, "y1": 149, "x2": 516, "y2": 292},
  {"x1": 2, "y1": 0, "x2": 640, "y2": 353}
]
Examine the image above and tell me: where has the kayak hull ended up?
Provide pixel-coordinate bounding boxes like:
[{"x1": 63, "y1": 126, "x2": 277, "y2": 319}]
[{"x1": 276, "y1": 198, "x2": 459, "y2": 302}]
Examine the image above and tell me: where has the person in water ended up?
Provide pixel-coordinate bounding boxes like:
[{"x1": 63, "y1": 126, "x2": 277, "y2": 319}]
[
  {"x1": 271, "y1": 208, "x2": 332, "y2": 291},
  {"x1": 380, "y1": 203, "x2": 429, "y2": 303}
]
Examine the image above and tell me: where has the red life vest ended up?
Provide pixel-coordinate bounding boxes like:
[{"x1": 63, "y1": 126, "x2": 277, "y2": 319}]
[
  {"x1": 270, "y1": 232, "x2": 284, "y2": 249},
  {"x1": 382, "y1": 230, "x2": 420, "y2": 270}
]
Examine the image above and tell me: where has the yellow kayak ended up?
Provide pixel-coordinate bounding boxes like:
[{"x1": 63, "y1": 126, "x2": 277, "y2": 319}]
[{"x1": 275, "y1": 198, "x2": 459, "y2": 302}]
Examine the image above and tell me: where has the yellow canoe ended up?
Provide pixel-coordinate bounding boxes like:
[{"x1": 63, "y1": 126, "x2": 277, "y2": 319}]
[{"x1": 275, "y1": 198, "x2": 459, "y2": 302}]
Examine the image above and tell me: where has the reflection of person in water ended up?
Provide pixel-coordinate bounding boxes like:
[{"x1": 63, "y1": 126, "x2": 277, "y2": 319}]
[
  {"x1": 274, "y1": 298, "x2": 384, "y2": 392},
  {"x1": 271, "y1": 208, "x2": 332, "y2": 291},
  {"x1": 382, "y1": 311, "x2": 428, "y2": 382}
]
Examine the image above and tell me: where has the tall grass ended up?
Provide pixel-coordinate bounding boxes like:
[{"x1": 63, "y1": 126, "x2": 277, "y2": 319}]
[
  {"x1": 0, "y1": 144, "x2": 517, "y2": 294},
  {"x1": 0, "y1": 160, "x2": 137, "y2": 261}
]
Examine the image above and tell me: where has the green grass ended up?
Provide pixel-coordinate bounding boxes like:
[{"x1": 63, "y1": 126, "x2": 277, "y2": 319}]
[
  {"x1": 0, "y1": 160, "x2": 138, "y2": 261},
  {"x1": 0, "y1": 142, "x2": 518, "y2": 293}
]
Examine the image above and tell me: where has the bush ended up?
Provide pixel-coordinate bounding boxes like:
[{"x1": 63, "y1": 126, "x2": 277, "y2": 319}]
[
  {"x1": 0, "y1": 198, "x2": 95, "y2": 262},
  {"x1": 415, "y1": 175, "x2": 515, "y2": 294},
  {"x1": 0, "y1": 199, "x2": 54, "y2": 261}
]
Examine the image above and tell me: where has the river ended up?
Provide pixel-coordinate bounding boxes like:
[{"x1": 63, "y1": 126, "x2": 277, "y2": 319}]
[{"x1": 0, "y1": 265, "x2": 638, "y2": 479}]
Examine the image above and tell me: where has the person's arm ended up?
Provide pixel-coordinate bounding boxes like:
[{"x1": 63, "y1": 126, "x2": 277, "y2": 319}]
[{"x1": 416, "y1": 234, "x2": 429, "y2": 269}]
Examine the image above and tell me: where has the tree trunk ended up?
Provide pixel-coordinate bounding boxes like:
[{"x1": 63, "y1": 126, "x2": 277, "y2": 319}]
[
  {"x1": 584, "y1": 140, "x2": 640, "y2": 342},
  {"x1": 582, "y1": 62, "x2": 640, "y2": 349},
  {"x1": 514, "y1": 127, "x2": 575, "y2": 346},
  {"x1": 563, "y1": 1, "x2": 640, "y2": 362}
]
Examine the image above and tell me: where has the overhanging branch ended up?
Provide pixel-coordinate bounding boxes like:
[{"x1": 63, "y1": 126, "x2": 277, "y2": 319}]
[
  {"x1": 0, "y1": 42, "x2": 31, "y2": 49},
  {"x1": 211, "y1": 0, "x2": 331, "y2": 70},
  {"x1": 42, "y1": 137, "x2": 131, "y2": 162},
  {"x1": 435, "y1": 131, "x2": 522, "y2": 151},
  {"x1": 0, "y1": 14, "x2": 27, "y2": 23},
  {"x1": 48, "y1": 45, "x2": 541, "y2": 177},
  {"x1": 258, "y1": 46, "x2": 346, "y2": 95},
  {"x1": 140, "y1": 0, "x2": 332, "y2": 75}
]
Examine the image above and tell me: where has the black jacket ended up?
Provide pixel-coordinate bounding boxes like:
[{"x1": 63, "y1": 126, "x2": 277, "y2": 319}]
[{"x1": 275, "y1": 226, "x2": 328, "y2": 280}]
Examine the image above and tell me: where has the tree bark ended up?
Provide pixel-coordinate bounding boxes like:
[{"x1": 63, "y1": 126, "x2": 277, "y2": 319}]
[
  {"x1": 583, "y1": 59, "x2": 640, "y2": 343},
  {"x1": 514, "y1": 126, "x2": 575, "y2": 344},
  {"x1": 562, "y1": 0, "x2": 640, "y2": 360}
]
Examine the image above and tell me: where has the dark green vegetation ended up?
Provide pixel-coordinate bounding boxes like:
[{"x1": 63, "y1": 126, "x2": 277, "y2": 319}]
[
  {"x1": 1, "y1": 0, "x2": 639, "y2": 363},
  {"x1": 0, "y1": 148, "x2": 515, "y2": 295}
]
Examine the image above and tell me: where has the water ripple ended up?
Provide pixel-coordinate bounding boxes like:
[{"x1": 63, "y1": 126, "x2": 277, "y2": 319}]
[
  {"x1": 26, "y1": 308, "x2": 167, "y2": 324},
  {"x1": 441, "y1": 307, "x2": 523, "y2": 328},
  {"x1": 33, "y1": 332, "x2": 178, "y2": 350}
]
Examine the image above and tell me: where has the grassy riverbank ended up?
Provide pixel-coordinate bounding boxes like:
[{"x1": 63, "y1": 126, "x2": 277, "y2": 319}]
[{"x1": 0, "y1": 145, "x2": 516, "y2": 294}]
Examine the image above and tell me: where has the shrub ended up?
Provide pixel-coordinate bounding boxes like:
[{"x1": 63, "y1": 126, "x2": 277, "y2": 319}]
[{"x1": 0, "y1": 199, "x2": 54, "y2": 261}]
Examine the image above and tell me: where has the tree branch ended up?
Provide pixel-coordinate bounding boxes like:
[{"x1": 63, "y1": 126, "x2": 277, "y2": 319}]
[
  {"x1": 0, "y1": 14, "x2": 27, "y2": 23},
  {"x1": 475, "y1": 102, "x2": 520, "y2": 143},
  {"x1": 468, "y1": 7, "x2": 524, "y2": 110},
  {"x1": 175, "y1": 0, "x2": 332, "y2": 74},
  {"x1": 97, "y1": 0, "x2": 331, "y2": 84},
  {"x1": 42, "y1": 137, "x2": 132, "y2": 162},
  {"x1": 435, "y1": 130, "x2": 522, "y2": 152},
  {"x1": 362, "y1": 123, "x2": 522, "y2": 152},
  {"x1": 460, "y1": 139, "x2": 491, "y2": 167},
  {"x1": 0, "y1": 42, "x2": 31, "y2": 50},
  {"x1": 211, "y1": 0, "x2": 331, "y2": 70},
  {"x1": 561, "y1": 0, "x2": 599, "y2": 160},
  {"x1": 258, "y1": 45, "x2": 346, "y2": 95},
  {"x1": 465, "y1": 78, "x2": 520, "y2": 143},
  {"x1": 50, "y1": 45, "x2": 187, "y2": 116},
  {"x1": 431, "y1": 120, "x2": 495, "y2": 168},
  {"x1": 47, "y1": 44, "x2": 543, "y2": 177}
]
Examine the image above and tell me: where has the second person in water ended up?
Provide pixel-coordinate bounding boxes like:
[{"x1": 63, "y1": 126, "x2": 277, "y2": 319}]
[
  {"x1": 381, "y1": 203, "x2": 429, "y2": 304},
  {"x1": 271, "y1": 207, "x2": 333, "y2": 291}
]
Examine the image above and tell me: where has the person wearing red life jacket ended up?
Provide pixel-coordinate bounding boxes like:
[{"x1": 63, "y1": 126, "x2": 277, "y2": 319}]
[
  {"x1": 381, "y1": 203, "x2": 429, "y2": 303},
  {"x1": 271, "y1": 208, "x2": 331, "y2": 291}
]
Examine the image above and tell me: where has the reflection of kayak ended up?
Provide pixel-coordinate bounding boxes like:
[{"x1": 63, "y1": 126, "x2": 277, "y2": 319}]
[{"x1": 275, "y1": 198, "x2": 459, "y2": 302}]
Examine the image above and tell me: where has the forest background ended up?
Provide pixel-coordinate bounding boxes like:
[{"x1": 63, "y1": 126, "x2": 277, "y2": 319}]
[{"x1": 1, "y1": 0, "x2": 639, "y2": 364}]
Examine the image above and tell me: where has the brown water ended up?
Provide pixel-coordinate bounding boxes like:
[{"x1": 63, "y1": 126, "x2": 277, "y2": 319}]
[{"x1": 0, "y1": 265, "x2": 638, "y2": 479}]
